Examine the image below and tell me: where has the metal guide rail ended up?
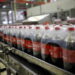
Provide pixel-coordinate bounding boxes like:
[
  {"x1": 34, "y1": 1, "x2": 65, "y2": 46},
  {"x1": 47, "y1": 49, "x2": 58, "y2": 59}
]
[
  {"x1": 8, "y1": 53, "x2": 52, "y2": 75},
  {"x1": 0, "y1": 42, "x2": 74, "y2": 75},
  {"x1": 0, "y1": 58, "x2": 17, "y2": 75}
]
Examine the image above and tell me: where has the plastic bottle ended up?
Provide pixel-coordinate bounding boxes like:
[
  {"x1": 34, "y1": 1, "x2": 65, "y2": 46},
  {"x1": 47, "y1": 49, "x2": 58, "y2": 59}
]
[
  {"x1": 41, "y1": 25, "x2": 54, "y2": 62},
  {"x1": 12, "y1": 26, "x2": 18, "y2": 48},
  {"x1": 62, "y1": 26, "x2": 75, "y2": 73},
  {"x1": 21, "y1": 25, "x2": 30, "y2": 52},
  {"x1": 20, "y1": 25, "x2": 26, "y2": 51},
  {"x1": 32, "y1": 25, "x2": 45, "y2": 58},
  {"x1": 25, "y1": 25, "x2": 34, "y2": 54},
  {"x1": 2, "y1": 26, "x2": 7, "y2": 44},
  {"x1": 17, "y1": 26, "x2": 22, "y2": 50},
  {"x1": 50, "y1": 26, "x2": 63, "y2": 67}
]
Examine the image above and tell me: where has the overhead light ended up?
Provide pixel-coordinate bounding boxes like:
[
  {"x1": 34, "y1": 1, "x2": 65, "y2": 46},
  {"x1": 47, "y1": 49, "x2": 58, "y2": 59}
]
[
  {"x1": 2, "y1": 5, "x2": 6, "y2": 8},
  {"x1": 3, "y1": 21, "x2": 8, "y2": 24},
  {"x1": 9, "y1": 11, "x2": 12, "y2": 14}
]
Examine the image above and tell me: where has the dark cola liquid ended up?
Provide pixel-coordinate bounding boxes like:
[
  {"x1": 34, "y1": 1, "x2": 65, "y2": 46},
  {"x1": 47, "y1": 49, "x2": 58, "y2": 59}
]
[
  {"x1": 25, "y1": 38, "x2": 33, "y2": 55},
  {"x1": 20, "y1": 36, "x2": 26, "y2": 52},
  {"x1": 0, "y1": 32, "x2": 3, "y2": 41},
  {"x1": 12, "y1": 35, "x2": 17, "y2": 48},
  {"x1": 41, "y1": 38, "x2": 52, "y2": 62},
  {"x1": 33, "y1": 36, "x2": 42, "y2": 58},
  {"x1": 41, "y1": 38, "x2": 63, "y2": 66},
  {"x1": 7, "y1": 33, "x2": 11, "y2": 46},
  {"x1": 62, "y1": 41, "x2": 75, "y2": 73},
  {"x1": 33, "y1": 35, "x2": 41, "y2": 58},
  {"x1": 3, "y1": 34, "x2": 7, "y2": 44},
  {"x1": 1, "y1": 32, "x2": 4, "y2": 42},
  {"x1": 42, "y1": 43, "x2": 52, "y2": 63},
  {"x1": 50, "y1": 42, "x2": 63, "y2": 67},
  {"x1": 9, "y1": 34, "x2": 13, "y2": 47}
]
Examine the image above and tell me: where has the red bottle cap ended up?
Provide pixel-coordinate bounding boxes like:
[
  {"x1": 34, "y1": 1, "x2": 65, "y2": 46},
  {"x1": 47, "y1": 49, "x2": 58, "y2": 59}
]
[
  {"x1": 55, "y1": 27, "x2": 60, "y2": 30},
  {"x1": 60, "y1": 24, "x2": 63, "y2": 26},
  {"x1": 29, "y1": 26, "x2": 32, "y2": 29},
  {"x1": 36, "y1": 27, "x2": 40, "y2": 29},
  {"x1": 68, "y1": 27, "x2": 74, "y2": 31},
  {"x1": 24, "y1": 26, "x2": 26, "y2": 28},
  {"x1": 19, "y1": 26, "x2": 22, "y2": 28},
  {"x1": 45, "y1": 26, "x2": 49, "y2": 30}
]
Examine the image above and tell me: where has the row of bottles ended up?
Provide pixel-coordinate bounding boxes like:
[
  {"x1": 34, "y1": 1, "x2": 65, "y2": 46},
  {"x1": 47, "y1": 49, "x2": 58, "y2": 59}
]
[{"x1": 0, "y1": 24, "x2": 75, "y2": 74}]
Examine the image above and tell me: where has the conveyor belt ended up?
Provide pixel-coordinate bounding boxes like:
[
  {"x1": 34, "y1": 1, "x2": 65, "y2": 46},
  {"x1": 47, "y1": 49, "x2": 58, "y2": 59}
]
[{"x1": 0, "y1": 42, "x2": 74, "y2": 75}]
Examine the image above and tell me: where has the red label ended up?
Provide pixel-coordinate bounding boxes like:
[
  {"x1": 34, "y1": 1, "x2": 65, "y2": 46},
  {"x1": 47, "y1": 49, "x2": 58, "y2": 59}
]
[
  {"x1": 0, "y1": 0, "x2": 6, "y2": 2},
  {"x1": 17, "y1": 38, "x2": 21, "y2": 45},
  {"x1": 12, "y1": 37, "x2": 17, "y2": 44},
  {"x1": 3, "y1": 35, "x2": 10, "y2": 42},
  {"x1": 63, "y1": 48, "x2": 75, "y2": 63},
  {"x1": 41, "y1": 43, "x2": 51, "y2": 55},
  {"x1": 25, "y1": 40, "x2": 32, "y2": 49},
  {"x1": 24, "y1": 40, "x2": 27, "y2": 48},
  {"x1": 21, "y1": 39, "x2": 25, "y2": 47},
  {"x1": 51, "y1": 46, "x2": 62, "y2": 58},
  {"x1": 9, "y1": 36, "x2": 13, "y2": 43},
  {"x1": 0, "y1": 32, "x2": 3, "y2": 37},
  {"x1": 6, "y1": 35, "x2": 10, "y2": 42},
  {"x1": 33, "y1": 42, "x2": 41, "y2": 52},
  {"x1": 3, "y1": 35, "x2": 7, "y2": 41}
]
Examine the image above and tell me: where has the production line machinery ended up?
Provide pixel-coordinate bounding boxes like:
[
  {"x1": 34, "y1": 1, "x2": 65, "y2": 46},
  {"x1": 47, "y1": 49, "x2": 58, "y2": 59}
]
[{"x1": 0, "y1": 42, "x2": 74, "y2": 75}]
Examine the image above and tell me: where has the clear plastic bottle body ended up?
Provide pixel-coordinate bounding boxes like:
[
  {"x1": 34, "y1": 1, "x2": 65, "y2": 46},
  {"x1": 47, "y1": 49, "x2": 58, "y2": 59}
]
[
  {"x1": 32, "y1": 25, "x2": 45, "y2": 57},
  {"x1": 16, "y1": 26, "x2": 23, "y2": 50},
  {"x1": 62, "y1": 26, "x2": 75, "y2": 73},
  {"x1": 50, "y1": 26, "x2": 64, "y2": 67},
  {"x1": 41, "y1": 25, "x2": 67, "y2": 65},
  {"x1": 12, "y1": 26, "x2": 18, "y2": 48},
  {"x1": 41, "y1": 25, "x2": 54, "y2": 62},
  {"x1": 25, "y1": 25, "x2": 35, "y2": 54},
  {"x1": 20, "y1": 25, "x2": 30, "y2": 52},
  {"x1": 20, "y1": 25, "x2": 26, "y2": 51}
]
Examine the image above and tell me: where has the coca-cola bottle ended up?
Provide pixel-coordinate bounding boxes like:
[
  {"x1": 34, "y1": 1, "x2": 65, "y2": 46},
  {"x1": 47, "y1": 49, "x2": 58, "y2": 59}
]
[
  {"x1": 21, "y1": 25, "x2": 30, "y2": 52},
  {"x1": 9, "y1": 26, "x2": 15, "y2": 47},
  {"x1": 41, "y1": 25, "x2": 54, "y2": 62},
  {"x1": 3, "y1": 25, "x2": 10, "y2": 45},
  {"x1": 8, "y1": 26, "x2": 13, "y2": 47},
  {"x1": 25, "y1": 25, "x2": 33, "y2": 54},
  {"x1": 62, "y1": 26, "x2": 75, "y2": 73},
  {"x1": 1, "y1": 26, "x2": 6, "y2": 42},
  {"x1": 17, "y1": 26, "x2": 22, "y2": 50},
  {"x1": 32, "y1": 25, "x2": 45, "y2": 58},
  {"x1": 3, "y1": 26, "x2": 7, "y2": 44},
  {"x1": 20, "y1": 25, "x2": 26, "y2": 52},
  {"x1": 50, "y1": 26, "x2": 64, "y2": 67},
  {"x1": 12, "y1": 26, "x2": 17, "y2": 48}
]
